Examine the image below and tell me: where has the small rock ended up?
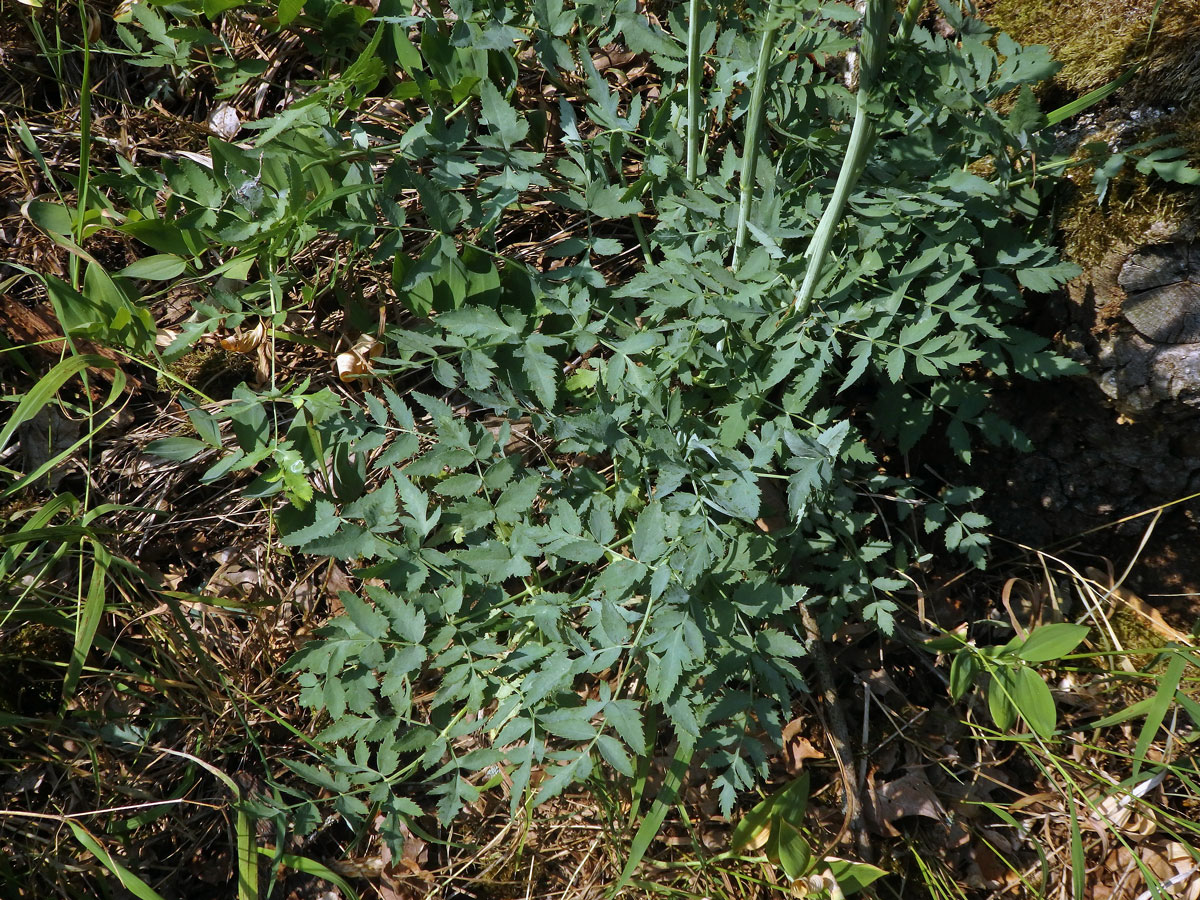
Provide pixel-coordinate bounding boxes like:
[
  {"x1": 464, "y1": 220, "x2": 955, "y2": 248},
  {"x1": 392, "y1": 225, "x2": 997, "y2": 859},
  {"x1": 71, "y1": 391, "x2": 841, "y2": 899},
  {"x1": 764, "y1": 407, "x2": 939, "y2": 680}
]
[
  {"x1": 206, "y1": 104, "x2": 241, "y2": 140},
  {"x1": 1118, "y1": 242, "x2": 1200, "y2": 345}
]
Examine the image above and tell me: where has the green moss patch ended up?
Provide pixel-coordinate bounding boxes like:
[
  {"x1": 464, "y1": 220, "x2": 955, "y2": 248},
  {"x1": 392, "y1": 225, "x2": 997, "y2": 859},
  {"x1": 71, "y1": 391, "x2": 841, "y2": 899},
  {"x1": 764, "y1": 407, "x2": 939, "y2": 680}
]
[{"x1": 986, "y1": 0, "x2": 1200, "y2": 103}]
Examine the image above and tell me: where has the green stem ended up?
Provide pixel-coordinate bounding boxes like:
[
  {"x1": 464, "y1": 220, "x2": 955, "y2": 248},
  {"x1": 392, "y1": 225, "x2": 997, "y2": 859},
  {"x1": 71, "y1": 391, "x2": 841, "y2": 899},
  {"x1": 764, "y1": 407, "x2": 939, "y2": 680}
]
[
  {"x1": 900, "y1": 0, "x2": 921, "y2": 39},
  {"x1": 732, "y1": 0, "x2": 780, "y2": 271},
  {"x1": 793, "y1": 0, "x2": 894, "y2": 315},
  {"x1": 74, "y1": 0, "x2": 93, "y2": 291},
  {"x1": 685, "y1": 0, "x2": 703, "y2": 182}
]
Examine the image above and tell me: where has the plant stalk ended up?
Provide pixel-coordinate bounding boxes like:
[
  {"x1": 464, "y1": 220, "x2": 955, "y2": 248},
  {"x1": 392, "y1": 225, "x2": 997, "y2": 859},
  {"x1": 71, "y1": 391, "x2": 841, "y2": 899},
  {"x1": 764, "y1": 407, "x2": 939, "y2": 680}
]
[
  {"x1": 900, "y1": 0, "x2": 921, "y2": 39},
  {"x1": 732, "y1": 0, "x2": 780, "y2": 271},
  {"x1": 793, "y1": 0, "x2": 894, "y2": 314},
  {"x1": 686, "y1": 0, "x2": 703, "y2": 182}
]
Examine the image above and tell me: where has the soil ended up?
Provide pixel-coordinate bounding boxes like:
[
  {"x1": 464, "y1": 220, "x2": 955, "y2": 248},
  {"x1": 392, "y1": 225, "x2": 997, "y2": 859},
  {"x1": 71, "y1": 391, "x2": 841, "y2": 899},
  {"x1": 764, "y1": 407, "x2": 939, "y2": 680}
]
[{"x1": 979, "y1": 376, "x2": 1200, "y2": 601}]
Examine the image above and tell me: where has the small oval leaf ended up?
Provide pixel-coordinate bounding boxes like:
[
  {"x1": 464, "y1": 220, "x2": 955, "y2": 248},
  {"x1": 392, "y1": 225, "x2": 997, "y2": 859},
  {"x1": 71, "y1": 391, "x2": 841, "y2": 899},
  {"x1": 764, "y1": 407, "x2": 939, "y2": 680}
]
[
  {"x1": 25, "y1": 199, "x2": 74, "y2": 236},
  {"x1": 949, "y1": 651, "x2": 980, "y2": 701},
  {"x1": 117, "y1": 254, "x2": 187, "y2": 281},
  {"x1": 776, "y1": 822, "x2": 813, "y2": 881},
  {"x1": 1011, "y1": 666, "x2": 1057, "y2": 738},
  {"x1": 1016, "y1": 623, "x2": 1089, "y2": 663},
  {"x1": 146, "y1": 436, "x2": 214, "y2": 460},
  {"x1": 988, "y1": 669, "x2": 1019, "y2": 732}
]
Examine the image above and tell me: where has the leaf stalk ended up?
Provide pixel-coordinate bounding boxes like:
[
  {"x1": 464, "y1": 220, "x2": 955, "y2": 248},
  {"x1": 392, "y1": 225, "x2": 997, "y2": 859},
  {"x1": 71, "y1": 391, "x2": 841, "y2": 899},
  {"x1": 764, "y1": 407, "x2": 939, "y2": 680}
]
[
  {"x1": 793, "y1": 0, "x2": 896, "y2": 315},
  {"x1": 686, "y1": 0, "x2": 703, "y2": 182},
  {"x1": 732, "y1": 0, "x2": 780, "y2": 271}
]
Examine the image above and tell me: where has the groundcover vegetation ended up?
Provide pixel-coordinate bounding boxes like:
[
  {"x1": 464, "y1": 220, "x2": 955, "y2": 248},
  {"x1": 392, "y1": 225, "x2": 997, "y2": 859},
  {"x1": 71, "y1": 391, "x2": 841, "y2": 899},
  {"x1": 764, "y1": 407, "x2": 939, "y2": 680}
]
[{"x1": 6, "y1": 0, "x2": 1200, "y2": 895}]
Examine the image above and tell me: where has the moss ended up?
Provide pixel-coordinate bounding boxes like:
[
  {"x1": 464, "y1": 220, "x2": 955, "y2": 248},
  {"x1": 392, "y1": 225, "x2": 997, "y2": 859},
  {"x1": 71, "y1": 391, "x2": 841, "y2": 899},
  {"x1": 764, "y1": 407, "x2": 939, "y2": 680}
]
[
  {"x1": 1058, "y1": 167, "x2": 1196, "y2": 273},
  {"x1": 1105, "y1": 601, "x2": 1200, "y2": 687},
  {"x1": 159, "y1": 344, "x2": 255, "y2": 396},
  {"x1": 985, "y1": 0, "x2": 1200, "y2": 103},
  {"x1": 986, "y1": 0, "x2": 1152, "y2": 94},
  {"x1": 1052, "y1": 91, "x2": 1200, "y2": 283}
]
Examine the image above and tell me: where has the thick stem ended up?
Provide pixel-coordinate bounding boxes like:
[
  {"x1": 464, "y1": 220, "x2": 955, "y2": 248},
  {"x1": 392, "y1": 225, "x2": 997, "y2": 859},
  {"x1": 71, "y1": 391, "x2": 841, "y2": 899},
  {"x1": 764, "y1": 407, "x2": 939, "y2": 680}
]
[
  {"x1": 793, "y1": 0, "x2": 894, "y2": 315},
  {"x1": 686, "y1": 0, "x2": 702, "y2": 182},
  {"x1": 899, "y1": 0, "x2": 921, "y2": 39},
  {"x1": 732, "y1": 0, "x2": 780, "y2": 272}
]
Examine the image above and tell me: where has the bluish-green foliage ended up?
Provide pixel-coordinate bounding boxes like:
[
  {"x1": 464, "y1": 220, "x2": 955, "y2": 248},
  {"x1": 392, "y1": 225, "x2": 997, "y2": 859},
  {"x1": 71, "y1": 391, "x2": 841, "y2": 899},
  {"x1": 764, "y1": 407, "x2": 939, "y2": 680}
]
[{"x1": 106, "y1": 0, "x2": 1099, "y2": 848}]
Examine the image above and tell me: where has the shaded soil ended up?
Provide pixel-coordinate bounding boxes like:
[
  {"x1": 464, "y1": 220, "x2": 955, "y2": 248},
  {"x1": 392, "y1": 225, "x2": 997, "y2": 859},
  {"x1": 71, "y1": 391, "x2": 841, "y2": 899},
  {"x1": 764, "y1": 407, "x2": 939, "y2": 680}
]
[{"x1": 972, "y1": 365, "x2": 1200, "y2": 633}]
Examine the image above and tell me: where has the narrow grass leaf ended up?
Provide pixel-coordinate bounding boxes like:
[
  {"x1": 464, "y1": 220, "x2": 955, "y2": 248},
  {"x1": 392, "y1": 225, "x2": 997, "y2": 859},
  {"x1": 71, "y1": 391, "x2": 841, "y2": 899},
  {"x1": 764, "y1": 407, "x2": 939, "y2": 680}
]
[
  {"x1": 1133, "y1": 648, "x2": 1187, "y2": 777},
  {"x1": 1045, "y1": 67, "x2": 1139, "y2": 126},
  {"x1": 0, "y1": 492, "x2": 79, "y2": 580},
  {"x1": 63, "y1": 539, "x2": 110, "y2": 702},
  {"x1": 1089, "y1": 695, "x2": 1158, "y2": 729},
  {"x1": 1065, "y1": 789, "x2": 1085, "y2": 900},
  {"x1": 611, "y1": 734, "x2": 695, "y2": 896},
  {"x1": 256, "y1": 849, "x2": 360, "y2": 900},
  {"x1": 68, "y1": 823, "x2": 168, "y2": 900},
  {"x1": 236, "y1": 805, "x2": 258, "y2": 900},
  {"x1": 979, "y1": 801, "x2": 1051, "y2": 893},
  {"x1": 0, "y1": 354, "x2": 120, "y2": 457}
]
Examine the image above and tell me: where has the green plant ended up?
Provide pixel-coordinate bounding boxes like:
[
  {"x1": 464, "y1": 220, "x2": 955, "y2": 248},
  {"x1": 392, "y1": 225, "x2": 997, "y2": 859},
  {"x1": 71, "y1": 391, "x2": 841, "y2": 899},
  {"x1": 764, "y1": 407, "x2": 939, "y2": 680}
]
[
  {"x1": 22, "y1": 0, "x2": 1199, "y2": 878},
  {"x1": 127, "y1": 0, "x2": 1080, "y2": 836},
  {"x1": 730, "y1": 773, "x2": 887, "y2": 893},
  {"x1": 939, "y1": 622, "x2": 1090, "y2": 738}
]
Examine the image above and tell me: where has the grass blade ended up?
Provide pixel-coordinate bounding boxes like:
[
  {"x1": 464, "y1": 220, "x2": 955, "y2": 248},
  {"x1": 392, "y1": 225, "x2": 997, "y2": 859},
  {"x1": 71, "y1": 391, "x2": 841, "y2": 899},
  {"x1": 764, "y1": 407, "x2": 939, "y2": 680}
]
[
  {"x1": 1132, "y1": 648, "x2": 1187, "y2": 777},
  {"x1": 1064, "y1": 789, "x2": 1085, "y2": 900},
  {"x1": 257, "y1": 848, "x2": 361, "y2": 900},
  {"x1": 0, "y1": 354, "x2": 119, "y2": 457},
  {"x1": 236, "y1": 805, "x2": 259, "y2": 900},
  {"x1": 62, "y1": 538, "x2": 109, "y2": 702},
  {"x1": 1045, "y1": 67, "x2": 1139, "y2": 126},
  {"x1": 157, "y1": 748, "x2": 259, "y2": 899},
  {"x1": 0, "y1": 493, "x2": 79, "y2": 584},
  {"x1": 68, "y1": 822, "x2": 168, "y2": 900},
  {"x1": 610, "y1": 733, "x2": 696, "y2": 896}
]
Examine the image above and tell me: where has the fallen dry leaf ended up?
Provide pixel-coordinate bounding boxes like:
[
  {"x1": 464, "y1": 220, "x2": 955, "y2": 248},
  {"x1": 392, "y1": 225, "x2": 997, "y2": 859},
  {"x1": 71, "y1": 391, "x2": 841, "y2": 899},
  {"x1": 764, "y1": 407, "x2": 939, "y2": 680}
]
[
  {"x1": 206, "y1": 104, "x2": 242, "y2": 140},
  {"x1": 220, "y1": 319, "x2": 266, "y2": 353},
  {"x1": 1166, "y1": 842, "x2": 1200, "y2": 900},
  {"x1": 870, "y1": 767, "x2": 946, "y2": 831},
  {"x1": 85, "y1": 6, "x2": 101, "y2": 41},
  {"x1": 781, "y1": 716, "x2": 826, "y2": 774},
  {"x1": 336, "y1": 335, "x2": 382, "y2": 382}
]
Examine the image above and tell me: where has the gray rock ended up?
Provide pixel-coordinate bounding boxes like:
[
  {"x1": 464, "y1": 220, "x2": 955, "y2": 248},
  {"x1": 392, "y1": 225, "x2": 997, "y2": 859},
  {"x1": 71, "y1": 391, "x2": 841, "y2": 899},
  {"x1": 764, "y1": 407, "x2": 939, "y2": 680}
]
[{"x1": 1118, "y1": 242, "x2": 1200, "y2": 344}]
